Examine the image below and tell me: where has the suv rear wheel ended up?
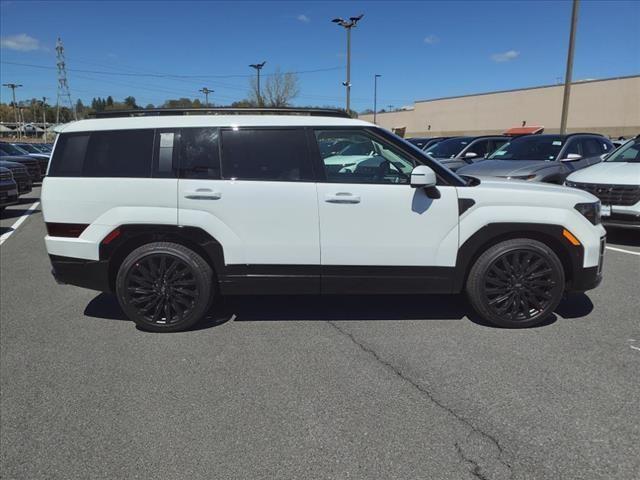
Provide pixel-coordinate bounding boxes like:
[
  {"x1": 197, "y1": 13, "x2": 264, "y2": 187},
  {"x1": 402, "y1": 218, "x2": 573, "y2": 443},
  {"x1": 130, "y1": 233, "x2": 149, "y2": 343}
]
[
  {"x1": 466, "y1": 239, "x2": 565, "y2": 328},
  {"x1": 115, "y1": 242, "x2": 214, "y2": 332}
]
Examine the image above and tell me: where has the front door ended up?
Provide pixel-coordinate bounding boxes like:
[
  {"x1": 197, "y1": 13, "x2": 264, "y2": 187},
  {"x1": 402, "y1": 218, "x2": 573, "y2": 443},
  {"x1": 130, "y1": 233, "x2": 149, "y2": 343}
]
[{"x1": 312, "y1": 129, "x2": 460, "y2": 294}]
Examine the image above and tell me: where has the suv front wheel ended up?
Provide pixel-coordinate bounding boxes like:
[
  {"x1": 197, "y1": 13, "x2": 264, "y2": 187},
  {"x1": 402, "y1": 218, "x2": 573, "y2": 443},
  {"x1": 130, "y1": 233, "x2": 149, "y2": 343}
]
[
  {"x1": 466, "y1": 239, "x2": 565, "y2": 328},
  {"x1": 115, "y1": 242, "x2": 214, "y2": 332}
]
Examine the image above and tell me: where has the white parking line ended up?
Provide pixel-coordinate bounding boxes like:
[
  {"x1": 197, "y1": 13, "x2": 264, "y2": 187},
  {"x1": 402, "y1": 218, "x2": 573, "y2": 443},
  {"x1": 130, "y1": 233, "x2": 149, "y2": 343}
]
[
  {"x1": 0, "y1": 201, "x2": 40, "y2": 246},
  {"x1": 605, "y1": 246, "x2": 640, "y2": 256}
]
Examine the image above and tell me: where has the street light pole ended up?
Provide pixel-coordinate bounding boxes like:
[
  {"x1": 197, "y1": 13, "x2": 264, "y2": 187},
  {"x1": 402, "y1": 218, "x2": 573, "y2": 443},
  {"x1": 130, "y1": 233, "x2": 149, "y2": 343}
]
[
  {"x1": 373, "y1": 74, "x2": 381, "y2": 124},
  {"x1": 3, "y1": 83, "x2": 23, "y2": 139},
  {"x1": 249, "y1": 61, "x2": 266, "y2": 106},
  {"x1": 332, "y1": 14, "x2": 363, "y2": 115},
  {"x1": 42, "y1": 97, "x2": 48, "y2": 141},
  {"x1": 560, "y1": 0, "x2": 580, "y2": 135},
  {"x1": 199, "y1": 87, "x2": 214, "y2": 107}
]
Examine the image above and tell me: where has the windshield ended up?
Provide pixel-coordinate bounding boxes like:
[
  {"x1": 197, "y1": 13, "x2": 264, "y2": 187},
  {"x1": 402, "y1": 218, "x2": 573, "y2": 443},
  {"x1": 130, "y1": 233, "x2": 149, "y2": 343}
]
[
  {"x1": 606, "y1": 138, "x2": 640, "y2": 163},
  {"x1": 16, "y1": 144, "x2": 41, "y2": 153},
  {"x1": 489, "y1": 135, "x2": 563, "y2": 161},
  {"x1": 0, "y1": 143, "x2": 29, "y2": 156},
  {"x1": 425, "y1": 137, "x2": 472, "y2": 158}
]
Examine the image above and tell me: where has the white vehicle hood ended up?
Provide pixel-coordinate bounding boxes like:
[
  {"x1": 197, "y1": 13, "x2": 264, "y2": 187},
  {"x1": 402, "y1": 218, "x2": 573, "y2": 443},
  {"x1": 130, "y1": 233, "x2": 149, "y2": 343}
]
[
  {"x1": 566, "y1": 161, "x2": 640, "y2": 186},
  {"x1": 467, "y1": 177, "x2": 599, "y2": 207}
]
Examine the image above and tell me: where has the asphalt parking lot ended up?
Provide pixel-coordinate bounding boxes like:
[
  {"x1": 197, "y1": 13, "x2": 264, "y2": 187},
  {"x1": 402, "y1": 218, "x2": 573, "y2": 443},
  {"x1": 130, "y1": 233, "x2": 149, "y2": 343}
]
[{"x1": 1, "y1": 186, "x2": 639, "y2": 480}]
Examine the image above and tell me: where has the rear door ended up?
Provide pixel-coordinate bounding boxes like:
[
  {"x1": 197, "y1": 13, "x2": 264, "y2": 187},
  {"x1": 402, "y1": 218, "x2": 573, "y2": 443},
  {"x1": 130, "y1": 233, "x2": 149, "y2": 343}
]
[{"x1": 176, "y1": 127, "x2": 321, "y2": 293}]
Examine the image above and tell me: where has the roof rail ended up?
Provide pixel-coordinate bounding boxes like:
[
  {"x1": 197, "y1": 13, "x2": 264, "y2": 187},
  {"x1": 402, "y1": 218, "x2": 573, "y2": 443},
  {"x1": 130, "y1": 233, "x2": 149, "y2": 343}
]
[{"x1": 91, "y1": 107, "x2": 351, "y2": 119}]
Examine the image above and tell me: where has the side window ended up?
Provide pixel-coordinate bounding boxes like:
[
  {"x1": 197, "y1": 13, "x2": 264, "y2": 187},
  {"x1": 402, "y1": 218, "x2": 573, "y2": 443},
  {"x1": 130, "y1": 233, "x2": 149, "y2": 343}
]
[
  {"x1": 49, "y1": 130, "x2": 154, "y2": 177},
  {"x1": 179, "y1": 128, "x2": 220, "y2": 179},
  {"x1": 491, "y1": 139, "x2": 509, "y2": 154},
  {"x1": 220, "y1": 129, "x2": 313, "y2": 181},
  {"x1": 49, "y1": 134, "x2": 89, "y2": 176},
  {"x1": 563, "y1": 139, "x2": 580, "y2": 157},
  {"x1": 315, "y1": 129, "x2": 415, "y2": 184},
  {"x1": 466, "y1": 139, "x2": 489, "y2": 157},
  {"x1": 583, "y1": 138, "x2": 603, "y2": 157}
]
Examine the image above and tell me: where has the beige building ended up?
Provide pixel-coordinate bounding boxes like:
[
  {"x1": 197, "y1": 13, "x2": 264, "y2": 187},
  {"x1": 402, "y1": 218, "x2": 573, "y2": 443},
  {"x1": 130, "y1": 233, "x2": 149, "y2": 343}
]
[{"x1": 360, "y1": 75, "x2": 640, "y2": 138}]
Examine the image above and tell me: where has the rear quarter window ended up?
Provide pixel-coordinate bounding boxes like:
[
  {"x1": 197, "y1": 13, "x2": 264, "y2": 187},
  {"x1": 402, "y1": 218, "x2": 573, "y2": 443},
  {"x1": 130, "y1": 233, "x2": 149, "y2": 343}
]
[{"x1": 49, "y1": 129, "x2": 154, "y2": 178}]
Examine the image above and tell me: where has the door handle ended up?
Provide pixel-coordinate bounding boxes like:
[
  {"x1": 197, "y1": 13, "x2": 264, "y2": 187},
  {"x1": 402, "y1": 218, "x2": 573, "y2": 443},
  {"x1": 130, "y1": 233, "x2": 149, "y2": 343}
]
[
  {"x1": 184, "y1": 189, "x2": 222, "y2": 200},
  {"x1": 325, "y1": 192, "x2": 361, "y2": 204}
]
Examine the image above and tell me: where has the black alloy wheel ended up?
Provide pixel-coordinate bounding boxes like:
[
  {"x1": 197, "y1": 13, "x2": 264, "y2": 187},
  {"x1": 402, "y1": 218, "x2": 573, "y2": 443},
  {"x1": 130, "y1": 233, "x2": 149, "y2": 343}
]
[
  {"x1": 116, "y1": 242, "x2": 214, "y2": 332},
  {"x1": 124, "y1": 254, "x2": 198, "y2": 326},
  {"x1": 466, "y1": 239, "x2": 565, "y2": 328},
  {"x1": 483, "y1": 250, "x2": 556, "y2": 322}
]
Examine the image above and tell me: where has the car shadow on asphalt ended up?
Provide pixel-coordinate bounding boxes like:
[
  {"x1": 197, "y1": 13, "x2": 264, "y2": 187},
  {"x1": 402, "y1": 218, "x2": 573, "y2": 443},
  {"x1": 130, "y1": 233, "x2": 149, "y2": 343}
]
[
  {"x1": 0, "y1": 207, "x2": 41, "y2": 220},
  {"x1": 84, "y1": 291, "x2": 594, "y2": 332},
  {"x1": 606, "y1": 228, "x2": 640, "y2": 248}
]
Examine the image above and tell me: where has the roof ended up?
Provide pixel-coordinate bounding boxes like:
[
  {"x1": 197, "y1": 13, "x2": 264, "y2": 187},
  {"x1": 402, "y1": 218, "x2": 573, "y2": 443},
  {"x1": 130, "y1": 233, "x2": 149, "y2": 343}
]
[{"x1": 57, "y1": 115, "x2": 372, "y2": 134}]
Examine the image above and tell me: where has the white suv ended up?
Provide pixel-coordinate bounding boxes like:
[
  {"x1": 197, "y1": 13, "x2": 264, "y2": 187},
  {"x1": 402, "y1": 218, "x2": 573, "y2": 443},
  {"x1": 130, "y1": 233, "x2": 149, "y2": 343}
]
[
  {"x1": 42, "y1": 109, "x2": 606, "y2": 332},
  {"x1": 565, "y1": 137, "x2": 640, "y2": 229}
]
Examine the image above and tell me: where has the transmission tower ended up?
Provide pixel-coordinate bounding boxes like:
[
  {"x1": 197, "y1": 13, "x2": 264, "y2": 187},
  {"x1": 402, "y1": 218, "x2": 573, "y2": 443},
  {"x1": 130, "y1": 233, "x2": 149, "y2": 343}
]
[{"x1": 55, "y1": 37, "x2": 77, "y2": 124}]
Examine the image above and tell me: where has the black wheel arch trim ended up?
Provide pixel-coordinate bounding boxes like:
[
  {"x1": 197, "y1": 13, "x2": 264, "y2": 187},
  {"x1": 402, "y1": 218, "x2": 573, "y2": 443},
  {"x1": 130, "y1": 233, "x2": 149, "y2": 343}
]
[
  {"x1": 99, "y1": 224, "x2": 225, "y2": 290},
  {"x1": 452, "y1": 222, "x2": 586, "y2": 293}
]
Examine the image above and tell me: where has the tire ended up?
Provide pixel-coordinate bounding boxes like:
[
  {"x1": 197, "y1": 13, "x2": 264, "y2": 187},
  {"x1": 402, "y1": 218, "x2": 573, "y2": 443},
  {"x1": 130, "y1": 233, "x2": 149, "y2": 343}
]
[
  {"x1": 465, "y1": 238, "x2": 565, "y2": 328},
  {"x1": 115, "y1": 242, "x2": 214, "y2": 332}
]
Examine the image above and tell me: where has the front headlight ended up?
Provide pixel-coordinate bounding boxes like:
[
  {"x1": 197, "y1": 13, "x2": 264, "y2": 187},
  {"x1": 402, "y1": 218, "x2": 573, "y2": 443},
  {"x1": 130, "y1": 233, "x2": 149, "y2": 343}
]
[{"x1": 574, "y1": 202, "x2": 601, "y2": 225}]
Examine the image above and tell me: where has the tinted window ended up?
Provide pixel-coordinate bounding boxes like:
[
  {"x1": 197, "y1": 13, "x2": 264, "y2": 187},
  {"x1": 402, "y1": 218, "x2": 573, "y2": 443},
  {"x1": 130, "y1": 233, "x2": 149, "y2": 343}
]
[
  {"x1": 220, "y1": 129, "x2": 312, "y2": 181},
  {"x1": 179, "y1": 128, "x2": 220, "y2": 179},
  {"x1": 49, "y1": 130, "x2": 154, "y2": 177},
  {"x1": 315, "y1": 129, "x2": 414, "y2": 184},
  {"x1": 564, "y1": 139, "x2": 580, "y2": 156}
]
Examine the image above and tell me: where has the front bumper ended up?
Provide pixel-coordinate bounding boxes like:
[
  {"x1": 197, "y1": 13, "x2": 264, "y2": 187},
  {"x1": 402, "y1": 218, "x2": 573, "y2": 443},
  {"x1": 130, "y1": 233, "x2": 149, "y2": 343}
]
[
  {"x1": 567, "y1": 236, "x2": 605, "y2": 293},
  {"x1": 0, "y1": 185, "x2": 18, "y2": 207}
]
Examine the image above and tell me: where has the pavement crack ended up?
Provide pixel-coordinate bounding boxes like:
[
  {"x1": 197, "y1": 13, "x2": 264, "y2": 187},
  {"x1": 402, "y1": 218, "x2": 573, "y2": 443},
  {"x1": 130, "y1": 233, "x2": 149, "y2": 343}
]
[{"x1": 327, "y1": 320, "x2": 514, "y2": 480}]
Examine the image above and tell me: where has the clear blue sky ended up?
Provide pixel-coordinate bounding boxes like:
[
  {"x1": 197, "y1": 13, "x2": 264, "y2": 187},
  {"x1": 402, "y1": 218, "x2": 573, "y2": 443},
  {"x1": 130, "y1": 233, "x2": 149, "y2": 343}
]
[{"x1": 1, "y1": 0, "x2": 638, "y2": 111}]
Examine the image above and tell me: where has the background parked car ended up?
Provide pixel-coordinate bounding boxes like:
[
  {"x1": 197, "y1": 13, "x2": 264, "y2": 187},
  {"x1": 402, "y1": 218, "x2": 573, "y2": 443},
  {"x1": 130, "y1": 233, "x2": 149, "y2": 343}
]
[
  {"x1": 456, "y1": 133, "x2": 614, "y2": 183},
  {"x1": 0, "y1": 160, "x2": 32, "y2": 195},
  {"x1": 0, "y1": 152, "x2": 42, "y2": 183},
  {"x1": 565, "y1": 136, "x2": 640, "y2": 229},
  {"x1": 8, "y1": 142, "x2": 50, "y2": 176},
  {"x1": 424, "y1": 135, "x2": 510, "y2": 171},
  {"x1": 406, "y1": 136, "x2": 452, "y2": 150},
  {"x1": 0, "y1": 166, "x2": 19, "y2": 210}
]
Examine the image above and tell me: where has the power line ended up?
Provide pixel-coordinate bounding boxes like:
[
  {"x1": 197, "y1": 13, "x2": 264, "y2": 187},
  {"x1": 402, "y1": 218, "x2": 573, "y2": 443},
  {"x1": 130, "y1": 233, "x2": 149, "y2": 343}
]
[{"x1": 0, "y1": 60, "x2": 342, "y2": 79}]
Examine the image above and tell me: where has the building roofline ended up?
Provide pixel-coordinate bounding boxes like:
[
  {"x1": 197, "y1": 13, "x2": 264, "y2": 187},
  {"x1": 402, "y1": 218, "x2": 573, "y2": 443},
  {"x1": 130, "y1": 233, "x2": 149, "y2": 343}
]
[{"x1": 415, "y1": 74, "x2": 640, "y2": 105}]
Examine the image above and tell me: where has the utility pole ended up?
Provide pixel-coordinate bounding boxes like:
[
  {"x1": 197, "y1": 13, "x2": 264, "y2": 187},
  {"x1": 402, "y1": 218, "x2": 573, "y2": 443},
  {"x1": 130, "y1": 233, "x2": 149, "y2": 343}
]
[
  {"x1": 55, "y1": 37, "x2": 77, "y2": 124},
  {"x1": 560, "y1": 0, "x2": 579, "y2": 135},
  {"x1": 42, "y1": 97, "x2": 48, "y2": 140},
  {"x1": 249, "y1": 61, "x2": 266, "y2": 106},
  {"x1": 332, "y1": 14, "x2": 363, "y2": 116},
  {"x1": 199, "y1": 87, "x2": 214, "y2": 107},
  {"x1": 373, "y1": 74, "x2": 381, "y2": 124},
  {"x1": 3, "y1": 83, "x2": 23, "y2": 139}
]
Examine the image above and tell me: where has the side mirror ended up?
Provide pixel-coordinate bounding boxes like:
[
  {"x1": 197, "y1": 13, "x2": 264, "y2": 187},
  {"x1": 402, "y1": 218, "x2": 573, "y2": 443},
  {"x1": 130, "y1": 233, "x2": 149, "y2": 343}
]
[
  {"x1": 410, "y1": 165, "x2": 437, "y2": 189},
  {"x1": 464, "y1": 151, "x2": 478, "y2": 159},
  {"x1": 560, "y1": 153, "x2": 582, "y2": 162}
]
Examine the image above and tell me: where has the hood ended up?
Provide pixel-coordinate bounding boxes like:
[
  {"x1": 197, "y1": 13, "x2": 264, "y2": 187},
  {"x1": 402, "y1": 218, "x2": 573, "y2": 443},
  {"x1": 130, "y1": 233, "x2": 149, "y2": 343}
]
[
  {"x1": 471, "y1": 177, "x2": 599, "y2": 206},
  {"x1": 457, "y1": 159, "x2": 552, "y2": 177},
  {"x1": 566, "y1": 161, "x2": 640, "y2": 186}
]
